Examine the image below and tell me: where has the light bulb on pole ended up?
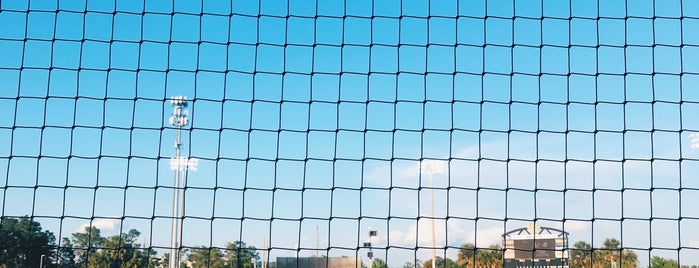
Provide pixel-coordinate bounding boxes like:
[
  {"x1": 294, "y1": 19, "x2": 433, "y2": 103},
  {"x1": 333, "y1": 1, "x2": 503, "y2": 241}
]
[{"x1": 419, "y1": 160, "x2": 445, "y2": 268}]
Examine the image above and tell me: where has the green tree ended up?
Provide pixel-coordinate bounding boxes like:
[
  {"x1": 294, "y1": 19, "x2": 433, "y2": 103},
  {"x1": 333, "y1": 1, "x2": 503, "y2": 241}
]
[
  {"x1": 456, "y1": 243, "x2": 476, "y2": 268},
  {"x1": 71, "y1": 226, "x2": 105, "y2": 266},
  {"x1": 423, "y1": 256, "x2": 459, "y2": 268},
  {"x1": 403, "y1": 260, "x2": 422, "y2": 268},
  {"x1": 70, "y1": 226, "x2": 154, "y2": 268},
  {"x1": 569, "y1": 239, "x2": 637, "y2": 268},
  {"x1": 0, "y1": 216, "x2": 56, "y2": 268},
  {"x1": 56, "y1": 237, "x2": 77, "y2": 267},
  {"x1": 475, "y1": 245, "x2": 502, "y2": 268},
  {"x1": 596, "y1": 238, "x2": 637, "y2": 268},
  {"x1": 224, "y1": 241, "x2": 259, "y2": 268},
  {"x1": 187, "y1": 247, "x2": 226, "y2": 268},
  {"x1": 90, "y1": 229, "x2": 153, "y2": 267},
  {"x1": 570, "y1": 241, "x2": 593, "y2": 268},
  {"x1": 372, "y1": 258, "x2": 388, "y2": 268},
  {"x1": 619, "y1": 249, "x2": 638, "y2": 268},
  {"x1": 650, "y1": 256, "x2": 679, "y2": 268}
]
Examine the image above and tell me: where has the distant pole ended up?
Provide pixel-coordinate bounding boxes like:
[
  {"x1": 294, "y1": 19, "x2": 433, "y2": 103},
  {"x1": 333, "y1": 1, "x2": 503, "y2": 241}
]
[
  {"x1": 316, "y1": 225, "x2": 319, "y2": 258},
  {"x1": 429, "y1": 165, "x2": 436, "y2": 268},
  {"x1": 420, "y1": 160, "x2": 444, "y2": 268},
  {"x1": 40, "y1": 254, "x2": 46, "y2": 268},
  {"x1": 168, "y1": 96, "x2": 198, "y2": 268},
  {"x1": 262, "y1": 238, "x2": 268, "y2": 268}
]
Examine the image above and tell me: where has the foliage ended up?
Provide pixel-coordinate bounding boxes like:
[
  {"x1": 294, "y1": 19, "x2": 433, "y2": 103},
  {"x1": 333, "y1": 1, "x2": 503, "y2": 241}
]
[
  {"x1": 569, "y1": 239, "x2": 638, "y2": 268},
  {"x1": 456, "y1": 243, "x2": 476, "y2": 268},
  {"x1": 372, "y1": 258, "x2": 388, "y2": 268},
  {"x1": 56, "y1": 237, "x2": 77, "y2": 267},
  {"x1": 650, "y1": 256, "x2": 678, "y2": 268},
  {"x1": 570, "y1": 241, "x2": 593, "y2": 268},
  {"x1": 187, "y1": 247, "x2": 227, "y2": 268},
  {"x1": 423, "y1": 256, "x2": 459, "y2": 268},
  {"x1": 402, "y1": 259, "x2": 422, "y2": 268},
  {"x1": 476, "y1": 245, "x2": 502, "y2": 268},
  {"x1": 0, "y1": 216, "x2": 56, "y2": 268},
  {"x1": 180, "y1": 241, "x2": 259, "y2": 268},
  {"x1": 225, "y1": 241, "x2": 260, "y2": 268},
  {"x1": 68, "y1": 226, "x2": 153, "y2": 268},
  {"x1": 454, "y1": 244, "x2": 502, "y2": 268}
]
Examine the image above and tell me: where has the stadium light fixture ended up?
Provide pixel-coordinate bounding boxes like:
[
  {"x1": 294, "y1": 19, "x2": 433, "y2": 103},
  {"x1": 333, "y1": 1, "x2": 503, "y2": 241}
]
[
  {"x1": 419, "y1": 160, "x2": 445, "y2": 268},
  {"x1": 690, "y1": 133, "x2": 699, "y2": 149},
  {"x1": 168, "y1": 96, "x2": 197, "y2": 268},
  {"x1": 366, "y1": 228, "x2": 377, "y2": 267}
]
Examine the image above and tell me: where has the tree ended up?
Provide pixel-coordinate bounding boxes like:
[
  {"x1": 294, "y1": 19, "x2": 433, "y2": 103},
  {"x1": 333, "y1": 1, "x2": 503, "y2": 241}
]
[
  {"x1": 224, "y1": 241, "x2": 259, "y2": 268},
  {"x1": 0, "y1": 216, "x2": 56, "y2": 268},
  {"x1": 476, "y1": 245, "x2": 502, "y2": 268},
  {"x1": 456, "y1": 243, "x2": 476, "y2": 268},
  {"x1": 619, "y1": 249, "x2": 638, "y2": 268},
  {"x1": 70, "y1": 226, "x2": 154, "y2": 268},
  {"x1": 569, "y1": 239, "x2": 637, "y2": 268},
  {"x1": 90, "y1": 229, "x2": 153, "y2": 267},
  {"x1": 187, "y1": 247, "x2": 226, "y2": 268},
  {"x1": 372, "y1": 258, "x2": 388, "y2": 268},
  {"x1": 56, "y1": 237, "x2": 77, "y2": 267},
  {"x1": 596, "y1": 238, "x2": 637, "y2": 268},
  {"x1": 71, "y1": 226, "x2": 105, "y2": 265},
  {"x1": 650, "y1": 256, "x2": 679, "y2": 268},
  {"x1": 422, "y1": 256, "x2": 459, "y2": 268},
  {"x1": 403, "y1": 260, "x2": 422, "y2": 268},
  {"x1": 570, "y1": 241, "x2": 592, "y2": 268}
]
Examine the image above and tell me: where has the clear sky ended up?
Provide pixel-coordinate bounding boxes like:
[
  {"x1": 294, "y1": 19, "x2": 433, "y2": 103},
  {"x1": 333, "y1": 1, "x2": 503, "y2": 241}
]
[{"x1": 1, "y1": 0, "x2": 699, "y2": 267}]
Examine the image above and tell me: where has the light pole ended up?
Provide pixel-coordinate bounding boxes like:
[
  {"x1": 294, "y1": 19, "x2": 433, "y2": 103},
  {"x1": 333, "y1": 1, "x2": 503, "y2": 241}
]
[
  {"x1": 364, "y1": 228, "x2": 377, "y2": 268},
  {"x1": 420, "y1": 160, "x2": 445, "y2": 268},
  {"x1": 168, "y1": 96, "x2": 199, "y2": 268},
  {"x1": 40, "y1": 254, "x2": 46, "y2": 268}
]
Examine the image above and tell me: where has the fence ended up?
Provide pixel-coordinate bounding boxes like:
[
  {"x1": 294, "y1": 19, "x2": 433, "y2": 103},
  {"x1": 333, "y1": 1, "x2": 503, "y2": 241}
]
[{"x1": 1, "y1": 0, "x2": 698, "y2": 267}]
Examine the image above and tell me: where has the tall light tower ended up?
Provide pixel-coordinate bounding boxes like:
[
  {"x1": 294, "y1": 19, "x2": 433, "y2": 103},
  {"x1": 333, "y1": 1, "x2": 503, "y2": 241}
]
[
  {"x1": 420, "y1": 160, "x2": 445, "y2": 268},
  {"x1": 168, "y1": 96, "x2": 198, "y2": 268}
]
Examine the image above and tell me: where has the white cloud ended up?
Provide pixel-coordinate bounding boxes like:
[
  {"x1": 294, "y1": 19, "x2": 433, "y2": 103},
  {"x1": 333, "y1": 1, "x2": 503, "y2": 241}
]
[
  {"x1": 75, "y1": 219, "x2": 120, "y2": 233},
  {"x1": 387, "y1": 219, "x2": 502, "y2": 249}
]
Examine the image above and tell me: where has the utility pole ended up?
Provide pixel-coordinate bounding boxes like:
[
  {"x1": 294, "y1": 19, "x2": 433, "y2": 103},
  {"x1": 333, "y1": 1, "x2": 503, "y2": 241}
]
[
  {"x1": 168, "y1": 96, "x2": 198, "y2": 268},
  {"x1": 262, "y1": 237, "x2": 268, "y2": 268},
  {"x1": 420, "y1": 160, "x2": 444, "y2": 268}
]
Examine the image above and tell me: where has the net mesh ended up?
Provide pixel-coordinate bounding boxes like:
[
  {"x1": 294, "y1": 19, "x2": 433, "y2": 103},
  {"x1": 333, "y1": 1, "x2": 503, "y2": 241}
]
[{"x1": 1, "y1": 0, "x2": 699, "y2": 267}]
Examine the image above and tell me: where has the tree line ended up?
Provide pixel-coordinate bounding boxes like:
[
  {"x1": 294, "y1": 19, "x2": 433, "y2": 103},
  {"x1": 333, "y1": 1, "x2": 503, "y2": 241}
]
[
  {"x1": 379, "y1": 239, "x2": 694, "y2": 268},
  {"x1": 1, "y1": 217, "x2": 695, "y2": 268},
  {"x1": 0, "y1": 216, "x2": 259, "y2": 268}
]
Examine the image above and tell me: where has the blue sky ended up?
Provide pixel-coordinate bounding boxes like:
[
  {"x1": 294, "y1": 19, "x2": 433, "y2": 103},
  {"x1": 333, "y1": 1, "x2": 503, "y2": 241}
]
[{"x1": 1, "y1": 0, "x2": 699, "y2": 266}]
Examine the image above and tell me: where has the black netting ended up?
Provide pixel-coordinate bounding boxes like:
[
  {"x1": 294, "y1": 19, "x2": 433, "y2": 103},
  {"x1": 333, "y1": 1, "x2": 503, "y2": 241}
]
[{"x1": 1, "y1": 0, "x2": 699, "y2": 267}]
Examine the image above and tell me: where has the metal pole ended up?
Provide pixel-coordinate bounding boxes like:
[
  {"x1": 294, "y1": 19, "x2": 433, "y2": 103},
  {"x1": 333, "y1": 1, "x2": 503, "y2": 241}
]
[
  {"x1": 429, "y1": 167, "x2": 436, "y2": 268},
  {"x1": 177, "y1": 140, "x2": 186, "y2": 266},
  {"x1": 368, "y1": 228, "x2": 374, "y2": 268},
  {"x1": 40, "y1": 254, "x2": 46, "y2": 268},
  {"x1": 170, "y1": 125, "x2": 181, "y2": 268},
  {"x1": 262, "y1": 238, "x2": 267, "y2": 268}
]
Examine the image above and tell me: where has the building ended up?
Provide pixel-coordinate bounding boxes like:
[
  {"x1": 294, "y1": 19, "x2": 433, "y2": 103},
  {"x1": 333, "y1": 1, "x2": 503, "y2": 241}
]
[
  {"x1": 503, "y1": 224, "x2": 570, "y2": 268},
  {"x1": 276, "y1": 256, "x2": 362, "y2": 268}
]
